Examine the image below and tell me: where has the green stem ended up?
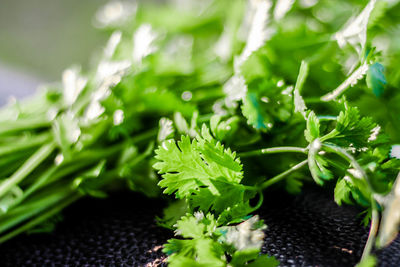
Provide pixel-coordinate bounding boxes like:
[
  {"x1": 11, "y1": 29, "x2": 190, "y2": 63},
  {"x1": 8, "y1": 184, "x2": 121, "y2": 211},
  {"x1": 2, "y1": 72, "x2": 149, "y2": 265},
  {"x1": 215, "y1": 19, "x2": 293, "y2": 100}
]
[
  {"x1": 322, "y1": 144, "x2": 371, "y2": 188},
  {"x1": 249, "y1": 190, "x2": 264, "y2": 213},
  {"x1": 0, "y1": 193, "x2": 81, "y2": 243},
  {"x1": 130, "y1": 128, "x2": 158, "y2": 144},
  {"x1": 317, "y1": 115, "x2": 337, "y2": 121},
  {"x1": 0, "y1": 150, "x2": 37, "y2": 178},
  {"x1": 258, "y1": 159, "x2": 308, "y2": 190},
  {"x1": 320, "y1": 62, "x2": 369, "y2": 102},
  {"x1": 321, "y1": 143, "x2": 379, "y2": 262},
  {"x1": 0, "y1": 133, "x2": 51, "y2": 156},
  {"x1": 319, "y1": 129, "x2": 339, "y2": 142},
  {"x1": 0, "y1": 117, "x2": 51, "y2": 136},
  {"x1": 361, "y1": 204, "x2": 379, "y2": 262},
  {"x1": 6, "y1": 166, "x2": 59, "y2": 210},
  {"x1": 28, "y1": 128, "x2": 157, "y2": 193},
  {"x1": 304, "y1": 97, "x2": 324, "y2": 104},
  {"x1": 0, "y1": 142, "x2": 56, "y2": 197},
  {"x1": 0, "y1": 185, "x2": 73, "y2": 233},
  {"x1": 239, "y1": 146, "x2": 307, "y2": 158}
]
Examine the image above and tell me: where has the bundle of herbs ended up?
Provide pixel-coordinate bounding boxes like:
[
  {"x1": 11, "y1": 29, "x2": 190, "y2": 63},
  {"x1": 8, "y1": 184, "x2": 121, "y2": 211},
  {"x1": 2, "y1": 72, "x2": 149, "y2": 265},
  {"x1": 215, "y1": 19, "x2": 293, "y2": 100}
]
[{"x1": 1, "y1": 0, "x2": 400, "y2": 266}]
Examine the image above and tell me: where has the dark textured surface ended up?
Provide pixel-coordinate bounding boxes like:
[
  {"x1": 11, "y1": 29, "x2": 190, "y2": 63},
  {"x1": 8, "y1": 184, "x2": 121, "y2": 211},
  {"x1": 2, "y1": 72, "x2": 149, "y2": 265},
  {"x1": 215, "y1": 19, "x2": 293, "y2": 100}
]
[
  {"x1": 1, "y1": 187, "x2": 400, "y2": 267},
  {"x1": 0, "y1": 193, "x2": 172, "y2": 267},
  {"x1": 261, "y1": 189, "x2": 367, "y2": 266}
]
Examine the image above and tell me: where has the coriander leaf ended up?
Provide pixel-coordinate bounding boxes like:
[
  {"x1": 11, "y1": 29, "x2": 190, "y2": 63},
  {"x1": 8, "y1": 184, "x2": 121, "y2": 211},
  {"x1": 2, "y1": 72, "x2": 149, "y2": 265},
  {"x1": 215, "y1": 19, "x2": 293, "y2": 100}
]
[
  {"x1": 325, "y1": 103, "x2": 376, "y2": 148},
  {"x1": 164, "y1": 238, "x2": 225, "y2": 267},
  {"x1": 175, "y1": 213, "x2": 217, "y2": 239},
  {"x1": 231, "y1": 248, "x2": 260, "y2": 266},
  {"x1": 153, "y1": 128, "x2": 242, "y2": 199},
  {"x1": 194, "y1": 238, "x2": 226, "y2": 266},
  {"x1": 247, "y1": 254, "x2": 280, "y2": 267},
  {"x1": 154, "y1": 137, "x2": 203, "y2": 198},
  {"x1": 218, "y1": 201, "x2": 255, "y2": 226},
  {"x1": 241, "y1": 79, "x2": 293, "y2": 132},
  {"x1": 163, "y1": 239, "x2": 193, "y2": 256},
  {"x1": 166, "y1": 254, "x2": 210, "y2": 267},
  {"x1": 210, "y1": 115, "x2": 240, "y2": 143},
  {"x1": 304, "y1": 111, "x2": 320, "y2": 143},
  {"x1": 230, "y1": 249, "x2": 279, "y2": 267},
  {"x1": 157, "y1": 200, "x2": 188, "y2": 229},
  {"x1": 138, "y1": 89, "x2": 196, "y2": 117},
  {"x1": 241, "y1": 92, "x2": 273, "y2": 132},
  {"x1": 285, "y1": 174, "x2": 305, "y2": 195},
  {"x1": 189, "y1": 178, "x2": 253, "y2": 217},
  {"x1": 336, "y1": 106, "x2": 376, "y2": 147},
  {"x1": 239, "y1": 45, "x2": 270, "y2": 83},
  {"x1": 366, "y1": 62, "x2": 387, "y2": 97},
  {"x1": 334, "y1": 178, "x2": 353, "y2": 205}
]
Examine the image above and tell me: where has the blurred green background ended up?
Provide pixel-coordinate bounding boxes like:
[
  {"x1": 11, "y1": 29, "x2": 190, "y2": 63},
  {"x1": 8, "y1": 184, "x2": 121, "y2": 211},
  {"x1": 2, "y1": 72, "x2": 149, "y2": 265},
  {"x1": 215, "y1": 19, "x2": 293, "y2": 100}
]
[{"x1": 0, "y1": 0, "x2": 108, "y2": 81}]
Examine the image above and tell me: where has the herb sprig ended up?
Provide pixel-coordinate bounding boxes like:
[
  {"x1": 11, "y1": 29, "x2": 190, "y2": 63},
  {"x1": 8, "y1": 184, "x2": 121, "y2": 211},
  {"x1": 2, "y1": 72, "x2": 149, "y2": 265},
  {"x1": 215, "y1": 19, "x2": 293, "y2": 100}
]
[{"x1": 1, "y1": 0, "x2": 400, "y2": 266}]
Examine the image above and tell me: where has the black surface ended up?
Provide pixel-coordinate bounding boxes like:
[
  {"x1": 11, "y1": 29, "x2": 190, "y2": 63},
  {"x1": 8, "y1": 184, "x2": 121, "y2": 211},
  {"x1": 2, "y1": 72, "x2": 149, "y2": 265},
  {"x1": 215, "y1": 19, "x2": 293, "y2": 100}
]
[
  {"x1": 1, "y1": 186, "x2": 400, "y2": 267},
  {"x1": 0, "y1": 193, "x2": 171, "y2": 267}
]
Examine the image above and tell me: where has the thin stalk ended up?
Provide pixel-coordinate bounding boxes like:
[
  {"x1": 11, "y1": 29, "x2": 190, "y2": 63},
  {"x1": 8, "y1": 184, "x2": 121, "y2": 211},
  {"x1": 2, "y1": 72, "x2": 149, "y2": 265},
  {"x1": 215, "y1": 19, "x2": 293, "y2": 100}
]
[
  {"x1": 0, "y1": 142, "x2": 56, "y2": 197},
  {"x1": 258, "y1": 160, "x2": 308, "y2": 190},
  {"x1": 317, "y1": 115, "x2": 337, "y2": 121},
  {"x1": 319, "y1": 129, "x2": 339, "y2": 142},
  {"x1": 320, "y1": 62, "x2": 369, "y2": 102},
  {"x1": 322, "y1": 144, "x2": 371, "y2": 188},
  {"x1": 304, "y1": 97, "x2": 324, "y2": 104},
  {"x1": 130, "y1": 128, "x2": 158, "y2": 144},
  {"x1": 7, "y1": 166, "x2": 59, "y2": 210},
  {"x1": 64, "y1": 128, "x2": 157, "y2": 166},
  {"x1": 0, "y1": 193, "x2": 81, "y2": 244},
  {"x1": 0, "y1": 117, "x2": 51, "y2": 136},
  {"x1": 249, "y1": 190, "x2": 264, "y2": 213},
  {"x1": 0, "y1": 186, "x2": 73, "y2": 233},
  {"x1": 30, "y1": 128, "x2": 158, "y2": 192},
  {"x1": 0, "y1": 133, "x2": 51, "y2": 156},
  {"x1": 239, "y1": 146, "x2": 307, "y2": 158},
  {"x1": 322, "y1": 143, "x2": 379, "y2": 262},
  {"x1": 0, "y1": 150, "x2": 37, "y2": 178},
  {"x1": 361, "y1": 204, "x2": 379, "y2": 262}
]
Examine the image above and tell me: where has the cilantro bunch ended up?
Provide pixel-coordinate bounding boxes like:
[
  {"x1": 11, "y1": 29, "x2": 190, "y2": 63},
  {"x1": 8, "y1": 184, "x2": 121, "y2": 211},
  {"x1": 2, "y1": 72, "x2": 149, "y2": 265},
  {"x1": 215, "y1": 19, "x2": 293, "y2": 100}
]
[{"x1": 1, "y1": 0, "x2": 400, "y2": 266}]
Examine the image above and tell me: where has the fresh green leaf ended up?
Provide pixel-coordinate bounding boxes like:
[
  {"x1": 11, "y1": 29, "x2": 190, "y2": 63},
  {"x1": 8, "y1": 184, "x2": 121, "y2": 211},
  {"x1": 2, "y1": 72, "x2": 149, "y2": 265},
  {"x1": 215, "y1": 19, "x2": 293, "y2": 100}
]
[
  {"x1": 366, "y1": 62, "x2": 387, "y2": 97},
  {"x1": 334, "y1": 178, "x2": 353, "y2": 205},
  {"x1": 304, "y1": 111, "x2": 320, "y2": 143},
  {"x1": 330, "y1": 103, "x2": 376, "y2": 148},
  {"x1": 242, "y1": 92, "x2": 273, "y2": 132},
  {"x1": 154, "y1": 129, "x2": 242, "y2": 199}
]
